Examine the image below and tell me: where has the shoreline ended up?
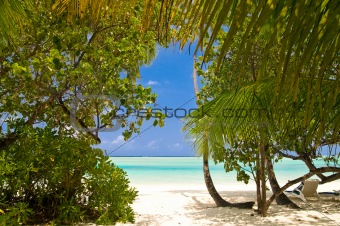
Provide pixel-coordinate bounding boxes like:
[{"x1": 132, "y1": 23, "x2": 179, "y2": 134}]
[
  {"x1": 116, "y1": 185, "x2": 340, "y2": 226},
  {"x1": 129, "y1": 179, "x2": 340, "y2": 193}
]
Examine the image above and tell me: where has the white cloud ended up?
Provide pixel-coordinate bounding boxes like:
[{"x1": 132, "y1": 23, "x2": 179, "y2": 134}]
[
  {"x1": 147, "y1": 80, "x2": 160, "y2": 86},
  {"x1": 169, "y1": 142, "x2": 183, "y2": 150},
  {"x1": 147, "y1": 140, "x2": 159, "y2": 149},
  {"x1": 111, "y1": 135, "x2": 125, "y2": 144},
  {"x1": 101, "y1": 140, "x2": 109, "y2": 144}
]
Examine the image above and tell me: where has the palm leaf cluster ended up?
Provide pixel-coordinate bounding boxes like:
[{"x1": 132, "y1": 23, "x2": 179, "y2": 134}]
[
  {"x1": 176, "y1": 1, "x2": 339, "y2": 142},
  {"x1": 184, "y1": 77, "x2": 340, "y2": 159},
  {"x1": 52, "y1": 0, "x2": 138, "y2": 23},
  {"x1": 0, "y1": 0, "x2": 27, "y2": 49}
]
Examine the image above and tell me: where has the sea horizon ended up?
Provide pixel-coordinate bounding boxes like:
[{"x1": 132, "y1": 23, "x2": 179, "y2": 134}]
[{"x1": 109, "y1": 156, "x2": 340, "y2": 192}]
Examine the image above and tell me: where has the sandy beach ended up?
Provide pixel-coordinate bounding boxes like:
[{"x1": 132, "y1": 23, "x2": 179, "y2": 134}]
[
  {"x1": 109, "y1": 157, "x2": 340, "y2": 226},
  {"x1": 116, "y1": 185, "x2": 340, "y2": 226}
]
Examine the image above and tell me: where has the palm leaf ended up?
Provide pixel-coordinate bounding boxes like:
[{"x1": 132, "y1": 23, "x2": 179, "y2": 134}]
[
  {"x1": 0, "y1": 0, "x2": 30, "y2": 49},
  {"x1": 176, "y1": 1, "x2": 339, "y2": 134},
  {"x1": 184, "y1": 77, "x2": 340, "y2": 157}
]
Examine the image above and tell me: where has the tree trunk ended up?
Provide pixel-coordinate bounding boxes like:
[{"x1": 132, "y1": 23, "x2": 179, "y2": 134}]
[
  {"x1": 192, "y1": 55, "x2": 254, "y2": 209},
  {"x1": 255, "y1": 152, "x2": 262, "y2": 212},
  {"x1": 259, "y1": 142, "x2": 267, "y2": 216},
  {"x1": 266, "y1": 160, "x2": 300, "y2": 209},
  {"x1": 203, "y1": 154, "x2": 255, "y2": 209}
]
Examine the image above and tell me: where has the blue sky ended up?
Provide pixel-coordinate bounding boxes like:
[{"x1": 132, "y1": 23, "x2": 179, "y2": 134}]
[
  {"x1": 93, "y1": 45, "x2": 339, "y2": 157},
  {"x1": 95, "y1": 45, "x2": 199, "y2": 156}
]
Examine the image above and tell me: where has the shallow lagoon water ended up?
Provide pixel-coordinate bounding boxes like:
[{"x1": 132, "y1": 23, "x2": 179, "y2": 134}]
[{"x1": 110, "y1": 157, "x2": 340, "y2": 192}]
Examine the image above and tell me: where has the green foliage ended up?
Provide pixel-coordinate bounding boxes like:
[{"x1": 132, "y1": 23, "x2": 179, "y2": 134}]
[
  {"x1": 0, "y1": 0, "x2": 30, "y2": 49},
  {"x1": 174, "y1": 1, "x2": 340, "y2": 140},
  {"x1": 57, "y1": 198, "x2": 84, "y2": 224},
  {"x1": 0, "y1": 1, "x2": 172, "y2": 224},
  {"x1": 0, "y1": 1, "x2": 165, "y2": 150},
  {"x1": 0, "y1": 202, "x2": 33, "y2": 226},
  {"x1": 185, "y1": 12, "x2": 339, "y2": 179},
  {"x1": 0, "y1": 126, "x2": 137, "y2": 225}
]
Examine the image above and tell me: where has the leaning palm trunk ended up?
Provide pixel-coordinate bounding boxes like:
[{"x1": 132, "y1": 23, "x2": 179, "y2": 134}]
[
  {"x1": 202, "y1": 154, "x2": 230, "y2": 207},
  {"x1": 192, "y1": 56, "x2": 254, "y2": 209},
  {"x1": 203, "y1": 154, "x2": 255, "y2": 208}
]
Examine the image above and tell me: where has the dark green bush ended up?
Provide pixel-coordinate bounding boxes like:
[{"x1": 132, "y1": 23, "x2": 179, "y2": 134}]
[{"x1": 0, "y1": 127, "x2": 137, "y2": 225}]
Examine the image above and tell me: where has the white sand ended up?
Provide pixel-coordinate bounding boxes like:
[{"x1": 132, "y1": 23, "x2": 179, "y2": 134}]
[{"x1": 116, "y1": 185, "x2": 340, "y2": 226}]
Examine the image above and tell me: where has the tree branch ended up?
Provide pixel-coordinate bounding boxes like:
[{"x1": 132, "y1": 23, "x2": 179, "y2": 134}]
[
  {"x1": 57, "y1": 97, "x2": 101, "y2": 143},
  {"x1": 0, "y1": 95, "x2": 55, "y2": 150},
  {"x1": 277, "y1": 150, "x2": 302, "y2": 160},
  {"x1": 300, "y1": 154, "x2": 326, "y2": 181},
  {"x1": 265, "y1": 166, "x2": 340, "y2": 211},
  {"x1": 73, "y1": 23, "x2": 123, "y2": 69},
  {"x1": 266, "y1": 171, "x2": 315, "y2": 209},
  {"x1": 320, "y1": 173, "x2": 340, "y2": 184}
]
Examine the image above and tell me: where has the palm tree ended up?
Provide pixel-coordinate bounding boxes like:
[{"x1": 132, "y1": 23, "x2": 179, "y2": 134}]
[
  {"x1": 184, "y1": 76, "x2": 339, "y2": 215},
  {"x1": 190, "y1": 55, "x2": 254, "y2": 208}
]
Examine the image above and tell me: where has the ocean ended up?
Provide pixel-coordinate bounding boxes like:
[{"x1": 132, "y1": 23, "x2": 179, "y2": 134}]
[{"x1": 109, "y1": 157, "x2": 340, "y2": 192}]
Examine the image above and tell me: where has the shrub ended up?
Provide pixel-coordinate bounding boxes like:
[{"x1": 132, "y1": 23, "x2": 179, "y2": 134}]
[{"x1": 0, "y1": 127, "x2": 137, "y2": 225}]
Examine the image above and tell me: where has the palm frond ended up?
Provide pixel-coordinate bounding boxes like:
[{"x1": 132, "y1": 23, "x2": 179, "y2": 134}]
[
  {"x1": 184, "y1": 77, "x2": 340, "y2": 156},
  {"x1": 0, "y1": 0, "x2": 29, "y2": 49},
  {"x1": 176, "y1": 1, "x2": 340, "y2": 133}
]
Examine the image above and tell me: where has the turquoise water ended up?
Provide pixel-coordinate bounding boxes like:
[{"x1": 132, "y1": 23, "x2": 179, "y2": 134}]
[{"x1": 109, "y1": 157, "x2": 340, "y2": 191}]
